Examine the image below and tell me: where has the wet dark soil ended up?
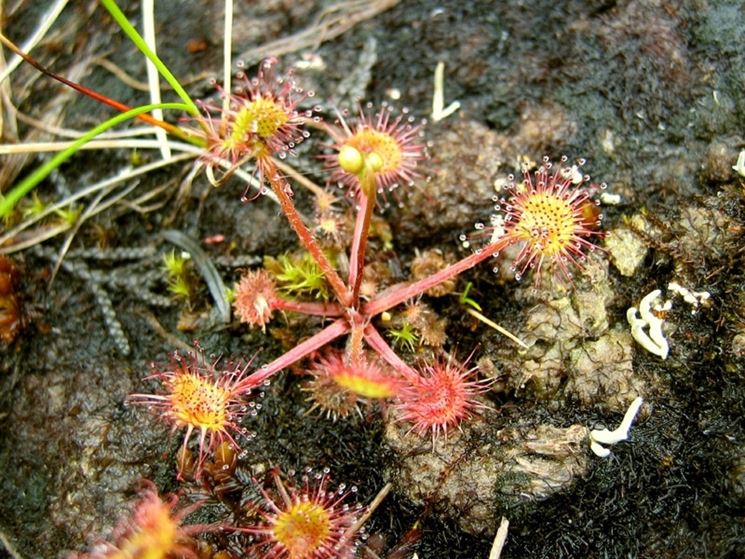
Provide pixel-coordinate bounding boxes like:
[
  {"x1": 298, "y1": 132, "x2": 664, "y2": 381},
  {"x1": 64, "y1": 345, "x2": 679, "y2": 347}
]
[{"x1": 1, "y1": 1, "x2": 744, "y2": 558}]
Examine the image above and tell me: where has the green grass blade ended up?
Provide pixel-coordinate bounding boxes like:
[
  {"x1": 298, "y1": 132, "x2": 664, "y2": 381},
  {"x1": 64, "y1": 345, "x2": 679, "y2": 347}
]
[
  {"x1": 100, "y1": 0, "x2": 199, "y2": 116},
  {"x1": 0, "y1": 102, "x2": 189, "y2": 218}
]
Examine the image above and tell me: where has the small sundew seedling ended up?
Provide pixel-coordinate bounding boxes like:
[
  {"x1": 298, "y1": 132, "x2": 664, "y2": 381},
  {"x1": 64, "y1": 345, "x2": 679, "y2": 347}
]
[
  {"x1": 240, "y1": 468, "x2": 366, "y2": 559},
  {"x1": 410, "y1": 249, "x2": 456, "y2": 297},
  {"x1": 394, "y1": 355, "x2": 493, "y2": 445},
  {"x1": 70, "y1": 481, "x2": 207, "y2": 559},
  {"x1": 314, "y1": 202, "x2": 351, "y2": 250},
  {"x1": 457, "y1": 282, "x2": 483, "y2": 312},
  {"x1": 305, "y1": 352, "x2": 399, "y2": 420},
  {"x1": 233, "y1": 269, "x2": 280, "y2": 330},
  {"x1": 128, "y1": 346, "x2": 258, "y2": 479},
  {"x1": 302, "y1": 372, "x2": 360, "y2": 422},
  {"x1": 384, "y1": 302, "x2": 449, "y2": 351}
]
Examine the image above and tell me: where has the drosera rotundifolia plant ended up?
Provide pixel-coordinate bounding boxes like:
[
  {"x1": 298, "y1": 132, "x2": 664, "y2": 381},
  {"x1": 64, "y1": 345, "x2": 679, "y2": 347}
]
[
  {"x1": 107, "y1": 107, "x2": 603, "y2": 553},
  {"x1": 7, "y1": 59, "x2": 605, "y2": 559},
  {"x1": 0, "y1": 2, "x2": 607, "y2": 556}
]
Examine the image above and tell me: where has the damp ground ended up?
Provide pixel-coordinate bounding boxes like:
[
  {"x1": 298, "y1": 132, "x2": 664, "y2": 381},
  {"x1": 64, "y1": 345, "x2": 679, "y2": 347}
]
[{"x1": 1, "y1": 1, "x2": 744, "y2": 558}]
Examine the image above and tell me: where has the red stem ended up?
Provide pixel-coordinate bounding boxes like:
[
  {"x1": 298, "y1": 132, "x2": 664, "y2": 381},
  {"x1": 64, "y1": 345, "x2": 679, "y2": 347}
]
[
  {"x1": 273, "y1": 298, "x2": 343, "y2": 317},
  {"x1": 363, "y1": 324, "x2": 419, "y2": 380},
  {"x1": 348, "y1": 184, "x2": 375, "y2": 304},
  {"x1": 237, "y1": 318, "x2": 350, "y2": 392},
  {"x1": 263, "y1": 159, "x2": 352, "y2": 306},
  {"x1": 347, "y1": 322, "x2": 366, "y2": 365},
  {"x1": 364, "y1": 237, "x2": 513, "y2": 316}
]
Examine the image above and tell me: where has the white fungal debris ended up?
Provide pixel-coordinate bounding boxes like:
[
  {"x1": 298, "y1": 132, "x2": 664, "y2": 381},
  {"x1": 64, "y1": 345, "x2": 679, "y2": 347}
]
[
  {"x1": 488, "y1": 214, "x2": 506, "y2": 245},
  {"x1": 733, "y1": 149, "x2": 745, "y2": 178},
  {"x1": 627, "y1": 282, "x2": 711, "y2": 358},
  {"x1": 627, "y1": 289, "x2": 671, "y2": 359},
  {"x1": 565, "y1": 164, "x2": 584, "y2": 185},
  {"x1": 589, "y1": 397, "x2": 644, "y2": 458},
  {"x1": 668, "y1": 281, "x2": 710, "y2": 313},
  {"x1": 599, "y1": 192, "x2": 622, "y2": 205}
]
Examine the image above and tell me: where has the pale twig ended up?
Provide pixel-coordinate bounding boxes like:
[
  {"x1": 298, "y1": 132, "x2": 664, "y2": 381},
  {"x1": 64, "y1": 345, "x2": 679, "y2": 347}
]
[
  {"x1": 2, "y1": 174, "x2": 169, "y2": 255},
  {"x1": 465, "y1": 307, "x2": 529, "y2": 349},
  {"x1": 488, "y1": 517, "x2": 510, "y2": 559},
  {"x1": 168, "y1": 159, "x2": 204, "y2": 223},
  {"x1": 4, "y1": 178, "x2": 144, "y2": 257},
  {"x1": 89, "y1": 180, "x2": 142, "y2": 217},
  {"x1": 0, "y1": 48, "x2": 95, "y2": 190},
  {"x1": 142, "y1": 0, "x2": 170, "y2": 159},
  {"x1": 0, "y1": 153, "x2": 194, "y2": 249},
  {"x1": 13, "y1": 109, "x2": 166, "y2": 139},
  {"x1": 1, "y1": 131, "x2": 273, "y2": 203},
  {"x1": 0, "y1": 527, "x2": 24, "y2": 559},
  {"x1": 1, "y1": 136, "x2": 278, "y2": 253},
  {"x1": 0, "y1": 0, "x2": 69, "y2": 84},
  {"x1": 237, "y1": 0, "x2": 400, "y2": 64},
  {"x1": 0, "y1": 138, "x2": 274, "y2": 245},
  {"x1": 223, "y1": 0, "x2": 233, "y2": 117},
  {"x1": 122, "y1": 176, "x2": 174, "y2": 214},
  {"x1": 2, "y1": 222, "x2": 72, "y2": 253},
  {"x1": 93, "y1": 56, "x2": 210, "y2": 91},
  {"x1": 50, "y1": 179, "x2": 111, "y2": 283},
  {"x1": 431, "y1": 61, "x2": 460, "y2": 122},
  {"x1": 271, "y1": 156, "x2": 328, "y2": 198},
  {"x1": 0, "y1": 138, "x2": 200, "y2": 154},
  {"x1": 342, "y1": 482, "x2": 392, "y2": 544},
  {"x1": 0, "y1": 52, "x2": 17, "y2": 144},
  {"x1": 136, "y1": 308, "x2": 194, "y2": 353},
  {"x1": 93, "y1": 56, "x2": 150, "y2": 90}
]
